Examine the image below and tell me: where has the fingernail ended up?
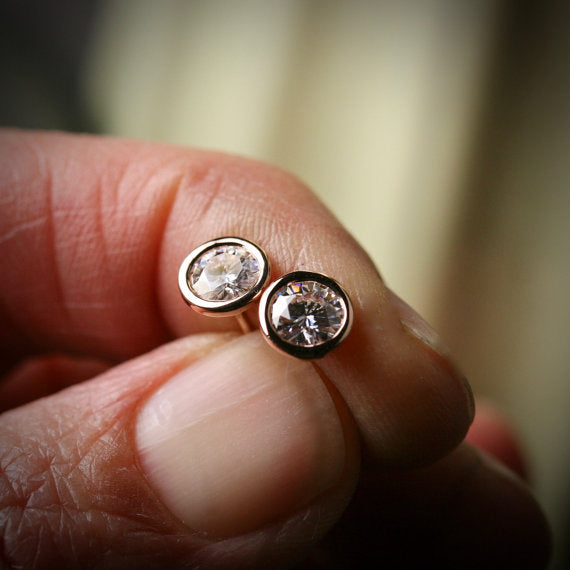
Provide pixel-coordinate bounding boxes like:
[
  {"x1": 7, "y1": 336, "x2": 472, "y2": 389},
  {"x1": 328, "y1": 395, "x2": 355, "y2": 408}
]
[
  {"x1": 136, "y1": 333, "x2": 345, "y2": 537},
  {"x1": 391, "y1": 291, "x2": 475, "y2": 421}
]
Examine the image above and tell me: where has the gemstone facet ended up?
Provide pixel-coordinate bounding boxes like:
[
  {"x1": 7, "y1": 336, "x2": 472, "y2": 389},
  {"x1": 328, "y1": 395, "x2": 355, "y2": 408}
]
[
  {"x1": 269, "y1": 281, "x2": 345, "y2": 346},
  {"x1": 178, "y1": 237, "x2": 270, "y2": 316},
  {"x1": 188, "y1": 244, "x2": 260, "y2": 302},
  {"x1": 259, "y1": 271, "x2": 352, "y2": 359}
]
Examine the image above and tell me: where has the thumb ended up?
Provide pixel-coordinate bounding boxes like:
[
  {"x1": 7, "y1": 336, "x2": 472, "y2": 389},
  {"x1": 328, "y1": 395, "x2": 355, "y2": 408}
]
[{"x1": 0, "y1": 333, "x2": 358, "y2": 568}]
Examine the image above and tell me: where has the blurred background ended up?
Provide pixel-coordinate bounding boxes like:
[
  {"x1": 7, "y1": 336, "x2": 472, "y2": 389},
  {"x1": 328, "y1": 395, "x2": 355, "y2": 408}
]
[{"x1": 1, "y1": 0, "x2": 569, "y2": 566}]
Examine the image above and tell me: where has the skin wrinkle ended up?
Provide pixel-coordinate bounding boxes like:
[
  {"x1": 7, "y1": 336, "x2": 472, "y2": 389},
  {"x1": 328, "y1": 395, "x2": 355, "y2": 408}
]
[
  {"x1": 187, "y1": 166, "x2": 228, "y2": 230},
  {"x1": 1, "y1": 334, "x2": 240, "y2": 567},
  {"x1": 141, "y1": 380, "x2": 271, "y2": 446},
  {"x1": 6, "y1": 139, "x2": 70, "y2": 354},
  {"x1": 242, "y1": 168, "x2": 324, "y2": 227},
  {"x1": 83, "y1": 158, "x2": 157, "y2": 357},
  {"x1": 147, "y1": 170, "x2": 189, "y2": 345},
  {"x1": 95, "y1": 152, "x2": 112, "y2": 333},
  {"x1": 2, "y1": 397, "x2": 120, "y2": 508},
  {"x1": 0, "y1": 138, "x2": 74, "y2": 361},
  {"x1": 0, "y1": 408, "x2": 188, "y2": 566},
  {"x1": 53, "y1": 418, "x2": 121, "y2": 486},
  {"x1": 44, "y1": 148, "x2": 72, "y2": 334},
  {"x1": 0, "y1": 216, "x2": 48, "y2": 247}
]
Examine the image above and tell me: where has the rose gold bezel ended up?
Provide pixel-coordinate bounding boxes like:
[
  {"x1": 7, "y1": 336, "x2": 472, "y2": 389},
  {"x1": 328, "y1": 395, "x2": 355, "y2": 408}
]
[
  {"x1": 178, "y1": 237, "x2": 270, "y2": 317},
  {"x1": 258, "y1": 271, "x2": 353, "y2": 359}
]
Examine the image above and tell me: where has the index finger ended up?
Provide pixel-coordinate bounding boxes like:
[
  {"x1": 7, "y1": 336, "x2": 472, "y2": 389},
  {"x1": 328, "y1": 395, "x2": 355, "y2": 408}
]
[{"x1": 0, "y1": 129, "x2": 473, "y2": 467}]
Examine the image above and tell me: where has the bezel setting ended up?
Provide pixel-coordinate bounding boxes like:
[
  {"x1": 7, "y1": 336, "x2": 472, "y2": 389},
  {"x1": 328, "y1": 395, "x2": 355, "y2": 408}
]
[
  {"x1": 178, "y1": 237, "x2": 270, "y2": 317},
  {"x1": 258, "y1": 271, "x2": 353, "y2": 359}
]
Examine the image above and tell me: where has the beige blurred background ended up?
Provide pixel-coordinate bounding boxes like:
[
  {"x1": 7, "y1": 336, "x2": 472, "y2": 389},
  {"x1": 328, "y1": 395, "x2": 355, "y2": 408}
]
[{"x1": 2, "y1": 0, "x2": 569, "y2": 566}]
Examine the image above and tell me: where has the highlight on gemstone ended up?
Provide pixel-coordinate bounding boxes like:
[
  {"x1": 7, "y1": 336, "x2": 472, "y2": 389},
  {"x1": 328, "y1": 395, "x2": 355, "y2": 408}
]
[
  {"x1": 270, "y1": 281, "x2": 344, "y2": 346},
  {"x1": 178, "y1": 237, "x2": 269, "y2": 314},
  {"x1": 259, "y1": 271, "x2": 352, "y2": 358},
  {"x1": 188, "y1": 244, "x2": 260, "y2": 302}
]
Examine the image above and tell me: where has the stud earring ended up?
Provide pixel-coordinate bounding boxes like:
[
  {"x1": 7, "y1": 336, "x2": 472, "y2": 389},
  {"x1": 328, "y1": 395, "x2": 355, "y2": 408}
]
[
  {"x1": 178, "y1": 237, "x2": 270, "y2": 333},
  {"x1": 258, "y1": 270, "x2": 353, "y2": 359}
]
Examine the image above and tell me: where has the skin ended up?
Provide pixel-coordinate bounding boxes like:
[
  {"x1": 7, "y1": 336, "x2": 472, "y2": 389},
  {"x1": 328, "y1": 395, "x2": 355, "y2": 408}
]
[{"x1": 0, "y1": 130, "x2": 550, "y2": 568}]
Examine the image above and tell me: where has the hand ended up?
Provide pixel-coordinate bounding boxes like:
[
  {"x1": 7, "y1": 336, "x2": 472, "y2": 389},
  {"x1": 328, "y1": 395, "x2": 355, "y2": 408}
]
[{"x1": 0, "y1": 130, "x2": 550, "y2": 568}]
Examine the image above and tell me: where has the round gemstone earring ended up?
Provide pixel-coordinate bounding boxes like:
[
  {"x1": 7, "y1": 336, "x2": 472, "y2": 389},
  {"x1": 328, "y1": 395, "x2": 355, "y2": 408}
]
[
  {"x1": 258, "y1": 271, "x2": 353, "y2": 359},
  {"x1": 178, "y1": 237, "x2": 270, "y2": 332}
]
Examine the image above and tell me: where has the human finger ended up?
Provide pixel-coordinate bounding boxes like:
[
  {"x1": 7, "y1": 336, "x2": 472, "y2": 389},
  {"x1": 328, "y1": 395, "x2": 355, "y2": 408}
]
[
  {"x1": 0, "y1": 332, "x2": 360, "y2": 568},
  {"x1": 0, "y1": 130, "x2": 472, "y2": 468}
]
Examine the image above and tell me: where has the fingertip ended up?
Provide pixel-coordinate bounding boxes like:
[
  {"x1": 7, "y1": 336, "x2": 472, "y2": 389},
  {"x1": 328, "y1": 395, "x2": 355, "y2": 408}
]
[
  {"x1": 320, "y1": 288, "x2": 475, "y2": 468},
  {"x1": 136, "y1": 333, "x2": 356, "y2": 537}
]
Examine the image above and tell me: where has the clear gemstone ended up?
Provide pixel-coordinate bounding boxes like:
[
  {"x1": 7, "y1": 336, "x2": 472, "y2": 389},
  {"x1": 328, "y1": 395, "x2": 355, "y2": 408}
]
[
  {"x1": 188, "y1": 245, "x2": 260, "y2": 301},
  {"x1": 269, "y1": 280, "x2": 345, "y2": 346}
]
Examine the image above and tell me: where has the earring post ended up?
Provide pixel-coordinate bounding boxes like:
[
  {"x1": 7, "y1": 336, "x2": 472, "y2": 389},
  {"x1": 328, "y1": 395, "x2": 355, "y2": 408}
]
[{"x1": 235, "y1": 313, "x2": 252, "y2": 334}]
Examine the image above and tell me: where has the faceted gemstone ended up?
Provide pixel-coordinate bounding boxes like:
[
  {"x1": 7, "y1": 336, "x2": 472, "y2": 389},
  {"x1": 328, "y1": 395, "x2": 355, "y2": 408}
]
[
  {"x1": 269, "y1": 280, "x2": 345, "y2": 346},
  {"x1": 188, "y1": 244, "x2": 260, "y2": 301}
]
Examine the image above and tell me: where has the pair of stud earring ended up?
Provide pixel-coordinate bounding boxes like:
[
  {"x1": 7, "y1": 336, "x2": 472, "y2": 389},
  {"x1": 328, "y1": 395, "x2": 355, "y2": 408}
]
[{"x1": 178, "y1": 237, "x2": 353, "y2": 359}]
